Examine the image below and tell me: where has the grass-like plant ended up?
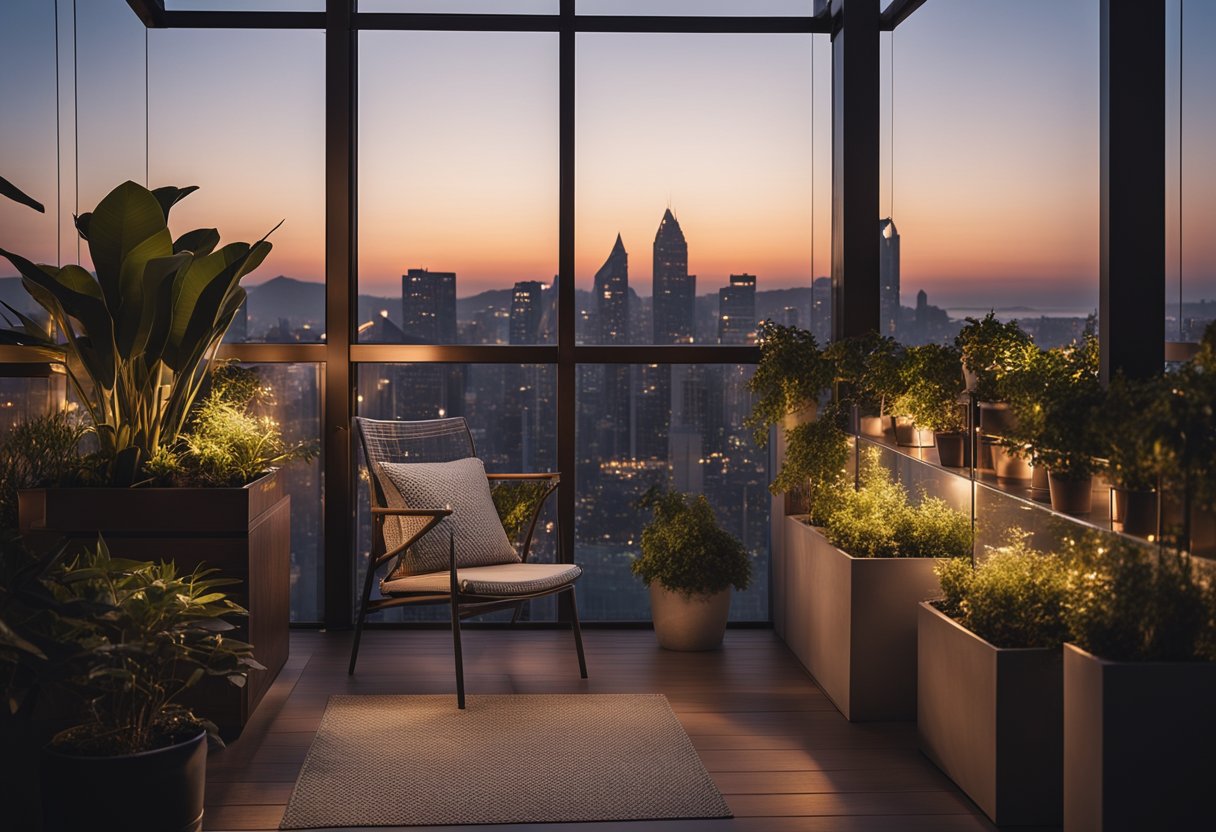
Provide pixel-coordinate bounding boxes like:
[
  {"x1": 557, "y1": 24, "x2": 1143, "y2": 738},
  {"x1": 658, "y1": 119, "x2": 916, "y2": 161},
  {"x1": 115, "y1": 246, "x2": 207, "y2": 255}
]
[
  {"x1": 935, "y1": 531, "x2": 1072, "y2": 649},
  {"x1": 632, "y1": 487, "x2": 751, "y2": 597},
  {"x1": 955, "y1": 312, "x2": 1033, "y2": 403},
  {"x1": 744, "y1": 321, "x2": 833, "y2": 447},
  {"x1": 0, "y1": 412, "x2": 92, "y2": 528},
  {"x1": 892, "y1": 343, "x2": 965, "y2": 433},
  {"x1": 822, "y1": 449, "x2": 972, "y2": 559}
]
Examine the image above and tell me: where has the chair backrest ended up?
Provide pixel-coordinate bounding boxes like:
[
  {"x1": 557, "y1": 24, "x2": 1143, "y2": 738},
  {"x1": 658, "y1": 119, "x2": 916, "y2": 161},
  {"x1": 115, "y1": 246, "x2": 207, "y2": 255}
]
[{"x1": 354, "y1": 416, "x2": 477, "y2": 511}]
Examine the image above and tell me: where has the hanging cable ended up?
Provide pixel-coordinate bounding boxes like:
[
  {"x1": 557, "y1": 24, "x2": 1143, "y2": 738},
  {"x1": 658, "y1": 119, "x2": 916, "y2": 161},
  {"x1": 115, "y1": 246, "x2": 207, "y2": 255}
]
[
  {"x1": 54, "y1": 0, "x2": 61, "y2": 267},
  {"x1": 1178, "y1": 0, "x2": 1184, "y2": 340},
  {"x1": 145, "y1": 26, "x2": 150, "y2": 188},
  {"x1": 810, "y1": 33, "x2": 815, "y2": 307},
  {"x1": 72, "y1": 0, "x2": 79, "y2": 263},
  {"x1": 890, "y1": 29, "x2": 895, "y2": 221}
]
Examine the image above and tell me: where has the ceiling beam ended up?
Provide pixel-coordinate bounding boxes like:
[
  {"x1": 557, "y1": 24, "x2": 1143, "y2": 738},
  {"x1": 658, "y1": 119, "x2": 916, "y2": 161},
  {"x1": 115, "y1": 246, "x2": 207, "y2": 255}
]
[
  {"x1": 125, "y1": 0, "x2": 166, "y2": 28},
  {"x1": 879, "y1": 0, "x2": 929, "y2": 31}
]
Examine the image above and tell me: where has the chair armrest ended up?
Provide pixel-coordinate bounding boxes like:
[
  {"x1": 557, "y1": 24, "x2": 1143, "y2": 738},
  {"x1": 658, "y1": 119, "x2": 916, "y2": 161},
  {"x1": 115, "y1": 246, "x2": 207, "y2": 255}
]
[
  {"x1": 486, "y1": 472, "x2": 560, "y2": 481},
  {"x1": 487, "y1": 475, "x2": 562, "y2": 563},
  {"x1": 371, "y1": 507, "x2": 452, "y2": 567}
]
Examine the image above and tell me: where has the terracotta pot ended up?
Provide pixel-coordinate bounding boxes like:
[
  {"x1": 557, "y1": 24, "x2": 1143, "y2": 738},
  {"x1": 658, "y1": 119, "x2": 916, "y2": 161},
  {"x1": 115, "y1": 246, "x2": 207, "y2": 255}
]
[
  {"x1": 992, "y1": 444, "x2": 1033, "y2": 481},
  {"x1": 1031, "y1": 464, "x2": 1051, "y2": 501},
  {"x1": 935, "y1": 432, "x2": 969, "y2": 468},
  {"x1": 859, "y1": 414, "x2": 887, "y2": 439},
  {"x1": 649, "y1": 584, "x2": 731, "y2": 651},
  {"x1": 1048, "y1": 472, "x2": 1093, "y2": 515},
  {"x1": 1111, "y1": 488, "x2": 1158, "y2": 538},
  {"x1": 892, "y1": 416, "x2": 935, "y2": 448},
  {"x1": 42, "y1": 730, "x2": 207, "y2": 832},
  {"x1": 978, "y1": 402, "x2": 1017, "y2": 437}
]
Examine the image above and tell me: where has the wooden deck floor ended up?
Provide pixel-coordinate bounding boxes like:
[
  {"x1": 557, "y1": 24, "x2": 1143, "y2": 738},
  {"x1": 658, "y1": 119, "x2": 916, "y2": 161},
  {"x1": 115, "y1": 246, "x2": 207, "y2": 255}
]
[{"x1": 204, "y1": 629, "x2": 1005, "y2": 832}]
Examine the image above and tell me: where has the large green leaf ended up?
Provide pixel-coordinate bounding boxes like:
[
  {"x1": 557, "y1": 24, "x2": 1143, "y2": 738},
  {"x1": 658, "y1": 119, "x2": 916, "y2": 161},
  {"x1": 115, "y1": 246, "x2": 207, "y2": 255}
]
[
  {"x1": 113, "y1": 232, "x2": 177, "y2": 358},
  {"x1": 164, "y1": 245, "x2": 259, "y2": 373},
  {"x1": 17, "y1": 262, "x2": 117, "y2": 390},
  {"x1": 173, "y1": 228, "x2": 220, "y2": 257},
  {"x1": 151, "y1": 185, "x2": 198, "y2": 222},
  {"x1": 0, "y1": 175, "x2": 44, "y2": 213},
  {"x1": 85, "y1": 181, "x2": 170, "y2": 314}
]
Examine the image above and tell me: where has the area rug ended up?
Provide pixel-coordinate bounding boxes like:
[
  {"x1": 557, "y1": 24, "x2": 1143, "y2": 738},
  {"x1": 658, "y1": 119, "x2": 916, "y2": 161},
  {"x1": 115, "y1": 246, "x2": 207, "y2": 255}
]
[{"x1": 279, "y1": 693, "x2": 731, "y2": 829}]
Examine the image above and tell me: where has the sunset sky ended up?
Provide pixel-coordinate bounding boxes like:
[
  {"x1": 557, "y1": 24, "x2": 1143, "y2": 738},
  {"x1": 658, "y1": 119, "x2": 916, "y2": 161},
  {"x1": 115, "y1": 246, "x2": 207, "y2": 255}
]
[{"x1": 1, "y1": 0, "x2": 1213, "y2": 310}]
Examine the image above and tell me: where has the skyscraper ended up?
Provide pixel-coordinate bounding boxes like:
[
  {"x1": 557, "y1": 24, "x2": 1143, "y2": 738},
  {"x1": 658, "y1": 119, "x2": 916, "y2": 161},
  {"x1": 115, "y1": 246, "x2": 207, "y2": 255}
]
[
  {"x1": 879, "y1": 218, "x2": 901, "y2": 338},
  {"x1": 510, "y1": 280, "x2": 545, "y2": 345},
  {"x1": 718, "y1": 273, "x2": 758, "y2": 344},
  {"x1": 652, "y1": 208, "x2": 695, "y2": 344},
  {"x1": 402, "y1": 268, "x2": 457, "y2": 344},
  {"x1": 594, "y1": 234, "x2": 629, "y2": 344}
]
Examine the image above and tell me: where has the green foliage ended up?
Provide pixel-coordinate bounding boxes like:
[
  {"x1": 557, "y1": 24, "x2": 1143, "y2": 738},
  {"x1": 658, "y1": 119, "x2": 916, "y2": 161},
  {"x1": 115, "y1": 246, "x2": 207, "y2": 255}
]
[
  {"x1": 821, "y1": 450, "x2": 972, "y2": 559},
  {"x1": 144, "y1": 364, "x2": 315, "y2": 487},
  {"x1": 632, "y1": 487, "x2": 751, "y2": 596},
  {"x1": 0, "y1": 181, "x2": 276, "y2": 484},
  {"x1": 892, "y1": 343, "x2": 965, "y2": 433},
  {"x1": 0, "y1": 174, "x2": 45, "y2": 213},
  {"x1": 491, "y1": 479, "x2": 552, "y2": 546},
  {"x1": 1062, "y1": 535, "x2": 1215, "y2": 662},
  {"x1": 46, "y1": 539, "x2": 263, "y2": 754},
  {"x1": 744, "y1": 321, "x2": 832, "y2": 447},
  {"x1": 934, "y1": 531, "x2": 1072, "y2": 649},
  {"x1": 771, "y1": 418, "x2": 849, "y2": 524},
  {"x1": 0, "y1": 412, "x2": 92, "y2": 529},
  {"x1": 955, "y1": 312, "x2": 1033, "y2": 402},
  {"x1": 1159, "y1": 347, "x2": 1216, "y2": 512},
  {"x1": 1102, "y1": 373, "x2": 1173, "y2": 492},
  {"x1": 1030, "y1": 335, "x2": 1106, "y2": 478},
  {"x1": 825, "y1": 332, "x2": 907, "y2": 416}
]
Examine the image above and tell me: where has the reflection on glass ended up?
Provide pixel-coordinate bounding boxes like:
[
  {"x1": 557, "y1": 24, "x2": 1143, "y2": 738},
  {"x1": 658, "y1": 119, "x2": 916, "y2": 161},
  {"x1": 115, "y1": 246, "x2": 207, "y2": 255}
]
[
  {"x1": 358, "y1": 31, "x2": 558, "y2": 345},
  {"x1": 354, "y1": 364, "x2": 559, "y2": 622},
  {"x1": 576, "y1": 364, "x2": 768, "y2": 621},
  {"x1": 576, "y1": 33, "x2": 812, "y2": 345}
]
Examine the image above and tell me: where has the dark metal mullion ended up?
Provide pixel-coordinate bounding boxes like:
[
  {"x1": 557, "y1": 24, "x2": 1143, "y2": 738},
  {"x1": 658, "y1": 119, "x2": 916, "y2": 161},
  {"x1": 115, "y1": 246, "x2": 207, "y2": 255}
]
[
  {"x1": 162, "y1": 10, "x2": 326, "y2": 28},
  {"x1": 878, "y1": 0, "x2": 928, "y2": 31},
  {"x1": 557, "y1": 0, "x2": 577, "y2": 620},
  {"x1": 573, "y1": 15, "x2": 830, "y2": 35},
  {"x1": 357, "y1": 12, "x2": 558, "y2": 32},
  {"x1": 323, "y1": 0, "x2": 355, "y2": 629}
]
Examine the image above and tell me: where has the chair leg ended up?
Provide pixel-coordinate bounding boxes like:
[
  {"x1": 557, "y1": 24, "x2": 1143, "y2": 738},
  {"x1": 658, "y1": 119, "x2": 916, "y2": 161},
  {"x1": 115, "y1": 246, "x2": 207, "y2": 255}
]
[
  {"x1": 568, "y1": 587, "x2": 588, "y2": 679},
  {"x1": 451, "y1": 597, "x2": 466, "y2": 709},
  {"x1": 348, "y1": 557, "x2": 379, "y2": 675},
  {"x1": 510, "y1": 601, "x2": 524, "y2": 625}
]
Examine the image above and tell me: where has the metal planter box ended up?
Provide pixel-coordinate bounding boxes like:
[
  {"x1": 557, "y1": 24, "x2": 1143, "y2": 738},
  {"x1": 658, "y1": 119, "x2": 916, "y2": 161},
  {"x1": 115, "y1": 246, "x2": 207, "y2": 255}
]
[
  {"x1": 1063, "y1": 643, "x2": 1216, "y2": 832},
  {"x1": 778, "y1": 517, "x2": 941, "y2": 721},
  {"x1": 917, "y1": 602, "x2": 1062, "y2": 826}
]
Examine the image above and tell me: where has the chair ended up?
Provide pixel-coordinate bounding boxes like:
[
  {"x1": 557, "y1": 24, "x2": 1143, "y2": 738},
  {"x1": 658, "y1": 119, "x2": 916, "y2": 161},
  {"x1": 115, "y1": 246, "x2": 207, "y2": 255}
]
[{"x1": 350, "y1": 416, "x2": 587, "y2": 708}]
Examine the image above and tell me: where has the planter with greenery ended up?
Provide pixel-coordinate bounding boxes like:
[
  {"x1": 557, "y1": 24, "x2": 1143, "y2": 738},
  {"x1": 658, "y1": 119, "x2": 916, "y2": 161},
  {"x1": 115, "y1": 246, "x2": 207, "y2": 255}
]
[
  {"x1": 894, "y1": 344, "x2": 967, "y2": 465},
  {"x1": 744, "y1": 321, "x2": 833, "y2": 443},
  {"x1": 919, "y1": 534, "x2": 1069, "y2": 826},
  {"x1": 2, "y1": 181, "x2": 298, "y2": 734},
  {"x1": 955, "y1": 313, "x2": 1033, "y2": 441},
  {"x1": 1102, "y1": 374, "x2": 1171, "y2": 537},
  {"x1": 0, "y1": 537, "x2": 260, "y2": 832},
  {"x1": 1031, "y1": 337, "x2": 1106, "y2": 515},
  {"x1": 825, "y1": 332, "x2": 906, "y2": 439},
  {"x1": 779, "y1": 451, "x2": 972, "y2": 720},
  {"x1": 632, "y1": 487, "x2": 751, "y2": 651},
  {"x1": 1061, "y1": 539, "x2": 1216, "y2": 832}
]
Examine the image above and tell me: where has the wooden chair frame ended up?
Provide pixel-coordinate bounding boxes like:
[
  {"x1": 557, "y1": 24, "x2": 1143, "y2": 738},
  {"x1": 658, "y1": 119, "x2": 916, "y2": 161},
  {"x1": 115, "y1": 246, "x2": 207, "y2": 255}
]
[{"x1": 349, "y1": 418, "x2": 587, "y2": 708}]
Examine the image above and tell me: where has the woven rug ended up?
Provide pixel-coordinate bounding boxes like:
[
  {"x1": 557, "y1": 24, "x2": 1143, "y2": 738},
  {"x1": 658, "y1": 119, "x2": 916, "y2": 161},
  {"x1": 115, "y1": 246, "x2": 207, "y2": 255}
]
[{"x1": 279, "y1": 693, "x2": 731, "y2": 829}]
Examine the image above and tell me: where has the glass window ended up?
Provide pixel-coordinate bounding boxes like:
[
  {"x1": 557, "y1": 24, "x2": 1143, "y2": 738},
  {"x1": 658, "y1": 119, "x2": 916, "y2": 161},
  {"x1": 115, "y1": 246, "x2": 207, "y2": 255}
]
[
  {"x1": 577, "y1": 1, "x2": 814, "y2": 16},
  {"x1": 576, "y1": 33, "x2": 813, "y2": 345},
  {"x1": 890, "y1": 0, "x2": 1098, "y2": 349},
  {"x1": 358, "y1": 31, "x2": 558, "y2": 345},
  {"x1": 354, "y1": 363, "x2": 559, "y2": 622},
  {"x1": 360, "y1": 1, "x2": 557, "y2": 12},
  {"x1": 164, "y1": 1, "x2": 324, "y2": 10},
  {"x1": 576, "y1": 364, "x2": 769, "y2": 622},
  {"x1": 148, "y1": 28, "x2": 325, "y2": 344}
]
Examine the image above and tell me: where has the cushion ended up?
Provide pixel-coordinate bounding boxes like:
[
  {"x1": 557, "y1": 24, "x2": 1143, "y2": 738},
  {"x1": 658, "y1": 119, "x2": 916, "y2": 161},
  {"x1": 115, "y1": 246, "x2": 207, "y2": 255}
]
[
  {"x1": 376, "y1": 458, "x2": 519, "y2": 576},
  {"x1": 381, "y1": 562, "x2": 583, "y2": 597}
]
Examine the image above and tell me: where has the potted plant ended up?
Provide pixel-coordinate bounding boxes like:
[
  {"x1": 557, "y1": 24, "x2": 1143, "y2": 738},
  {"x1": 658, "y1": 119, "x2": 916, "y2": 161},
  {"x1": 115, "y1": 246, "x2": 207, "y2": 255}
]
[
  {"x1": 744, "y1": 320, "x2": 833, "y2": 443},
  {"x1": 1, "y1": 180, "x2": 293, "y2": 734},
  {"x1": 919, "y1": 532, "x2": 1070, "y2": 826},
  {"x1": 1102, "y1": 374, "x2": 1171, "y2": 537},
  {"x1": 632, "y1": 487, "x2": 751, "y2": 651},
  {"x1": 955, "y1": 312, "x2": 1033, "y2": 438},
  {"x1": 778, "y1": 450, "x2": 972, "y2": 720},
  {"x1": 825, "y1": 332, "x2": 906, "y2": 440},
  {"x1": 893, "y1": 343, "x2": 967, "y2": 466},
  {"x1": 995, "y1": 342, "x2": 1051, "y2": 484},
  {"x1": 1061, "y1": 538, "x2": 1216, "y2": 832},
  {"x1": 1033, "y1": 336, "x2": 1106, "y2": 515},
  {"x1": 2, "y1": 537, "x2": 261, "y2": 832},
  {"x1": 769, "y1": 417, "x2": 849, "y2": 523}
]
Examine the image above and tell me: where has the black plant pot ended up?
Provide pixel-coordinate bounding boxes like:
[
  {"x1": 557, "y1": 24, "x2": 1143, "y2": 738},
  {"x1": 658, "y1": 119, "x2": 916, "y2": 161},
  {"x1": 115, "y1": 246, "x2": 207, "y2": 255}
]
[
  {"x1": 41, "y1": 730, "x2": 207, "y2": 832},
  {"x1": 1111, "y1": 488, "x2": 1158, "y2": 538},
  {"x1": 935, "y1": 432, "x2": 969, "y2": 468},
  {"x1": 1048, "y1": 472, "x2": 1093, "y2": 516}
]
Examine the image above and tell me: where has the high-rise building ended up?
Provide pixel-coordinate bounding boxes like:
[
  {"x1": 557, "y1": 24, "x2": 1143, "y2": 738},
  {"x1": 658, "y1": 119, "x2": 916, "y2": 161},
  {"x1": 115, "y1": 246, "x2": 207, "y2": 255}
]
[
  {"x1": 780, "y1": 306, "x2": 800, "y2": 329},
  {"x1": 402, "y1": 268, "x2": 457, "y2": 344},
  {"x1": 510, "y1": 280, "x2": 545, "y2": 345},
  {"x1": 879, "y1": 218, "x2": 900, "y2": 338},
  {"x1": 718, "y1": 273, "x2": 758, "y2": 344},
  {"x1": 594, "y1": 234, "x2": 629, "y2": 344},
  {"x1": 652, "y1": 208, "x2": 695, "y2": 344}
]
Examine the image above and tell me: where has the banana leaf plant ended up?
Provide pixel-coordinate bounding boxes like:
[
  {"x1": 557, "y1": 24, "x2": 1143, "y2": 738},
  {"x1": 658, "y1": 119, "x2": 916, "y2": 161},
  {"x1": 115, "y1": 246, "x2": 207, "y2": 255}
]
[{"x1": 0, "y1": 180, "x2": 276, "y2": 485}]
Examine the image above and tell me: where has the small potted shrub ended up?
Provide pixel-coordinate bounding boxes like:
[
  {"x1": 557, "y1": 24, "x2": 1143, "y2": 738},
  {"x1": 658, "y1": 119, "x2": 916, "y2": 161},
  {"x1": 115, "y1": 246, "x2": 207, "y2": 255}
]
[
  {"x1": 779, "y1": 450, "x2": 971, "y2": 720},
  {"x1": 744, "y1": 321, "x2": 833, "y2": 443},
  {"x1": 825, "y1": 332, "x2": 907, "y2": 440},
  {"x1": 17, "y1": 540, "x2": 260, "y2": 832},
  {"x1": 1061, "y1": 538, "x2": 1216, "y2": 831},
  {"x1": 1102, "y1": 374, "x2": 1171, "y2": 537},
  {"x1": 955, "y1": 312, "x2": 1033, "y2": 437},
  {"x1": 1033, "y1": 336, "x2": 1106, "y2": 515},
  {"x1": 919, "y1": 533, "x2": 1070, "y2": 826},
  {"x1": 995, "y1": 342, "x2": 1051, "y2": 484},
  {"x1": 893, "y1": 343, "x2": 967, "y2": 465},
  {"x1": 632, "y1": 487, "x2": 751, "y2": 651},
  {"x1": 769, "y1": 417, "x2": 850, "y2": 523}
]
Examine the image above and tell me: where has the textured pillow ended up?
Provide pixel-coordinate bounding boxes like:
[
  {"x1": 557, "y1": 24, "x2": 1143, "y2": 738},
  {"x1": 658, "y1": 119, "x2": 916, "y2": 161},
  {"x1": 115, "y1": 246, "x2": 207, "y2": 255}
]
[{"x1": 376, "y1": 458, "x2": 518, "y2": 576}]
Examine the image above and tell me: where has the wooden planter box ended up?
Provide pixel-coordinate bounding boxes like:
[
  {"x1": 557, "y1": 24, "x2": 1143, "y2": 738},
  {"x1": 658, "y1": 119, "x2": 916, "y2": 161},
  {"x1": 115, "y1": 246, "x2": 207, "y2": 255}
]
[
  {"x1": 778, "y1": 517, "x2": 941, "y2": 721},
  {"x1": 18, "y1": 472, "x2": 290, "y2": 738},
  {"x1": 1063, "y1": 643, "x2": 1216, "y2": 832},
  {"x1": 917, "y1": 602, "x2": 1062, "y2": 826}
]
